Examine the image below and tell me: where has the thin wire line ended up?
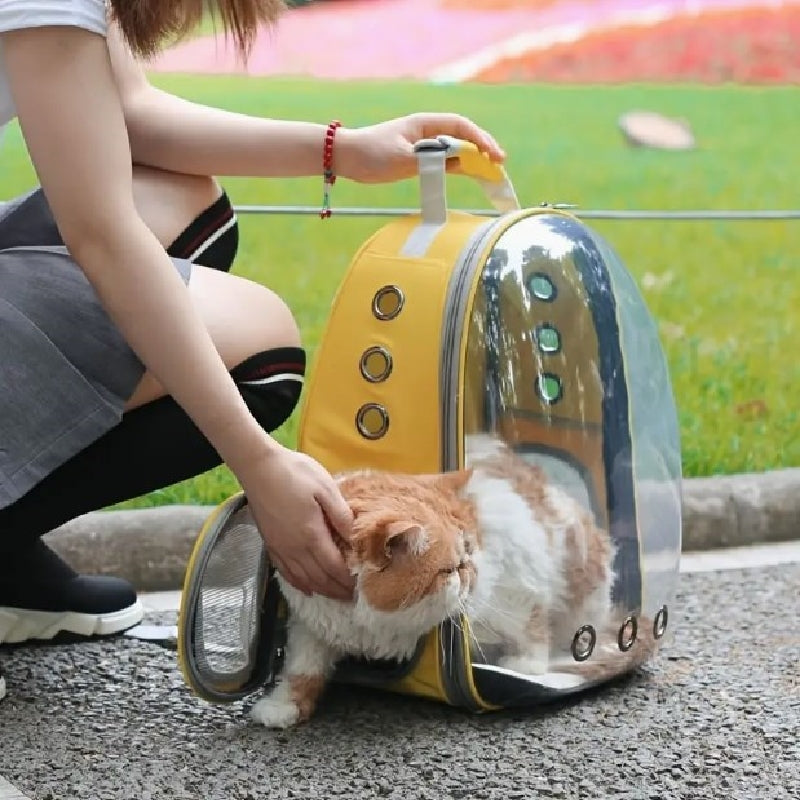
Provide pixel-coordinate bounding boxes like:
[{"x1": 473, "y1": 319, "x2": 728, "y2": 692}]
[{"x1": 232, "y1": 204, "x2": 800, "y2": 221}]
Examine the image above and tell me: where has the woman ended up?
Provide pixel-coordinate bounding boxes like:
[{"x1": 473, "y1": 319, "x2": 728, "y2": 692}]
[{"x1": 0, "y1": 0, "x2": 505, "y2": 701}]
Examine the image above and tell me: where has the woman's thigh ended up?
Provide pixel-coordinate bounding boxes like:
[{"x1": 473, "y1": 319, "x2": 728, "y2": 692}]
[
  {"x1": 0, "y1": 166, "x2": 299, "y2": 412},
  {"x1": 124, "y1": 166, "x2": 301, "y2": 409},
  {"x1": 125, "y1": 265, "x2": 301, "y2": 410}
]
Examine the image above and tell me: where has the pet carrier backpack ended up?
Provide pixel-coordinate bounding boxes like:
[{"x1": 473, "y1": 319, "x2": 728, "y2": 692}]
[{"x1": 177, "y1": 136, "x2": 682, "y2": 711}]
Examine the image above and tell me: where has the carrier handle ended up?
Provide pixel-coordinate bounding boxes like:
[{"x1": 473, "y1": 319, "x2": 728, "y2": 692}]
[{"x1": 413, "y1": 135, "x2": 520, "y2": 225}]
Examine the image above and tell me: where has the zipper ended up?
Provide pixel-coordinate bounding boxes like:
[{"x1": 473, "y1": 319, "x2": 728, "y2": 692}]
[
  {"x1": 440, "y1": 215, "x2": 512, "y2": 470},
  {"x1": 436, "y1": 210, "x2": 533, "y2": 709}
]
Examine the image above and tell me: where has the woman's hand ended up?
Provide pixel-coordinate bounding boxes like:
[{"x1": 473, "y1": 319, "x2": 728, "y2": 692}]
[
  {"x1": 237, "y1": 443, "x2": 355, "y2": 601},
  {"x1": 335, "y1": 112, "x2": 506, "y2": 184}
]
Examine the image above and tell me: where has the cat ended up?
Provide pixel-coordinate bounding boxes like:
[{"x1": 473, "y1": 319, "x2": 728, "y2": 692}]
[{"x1": 250, "y1": 433, "x2": 652, "y2": 729}]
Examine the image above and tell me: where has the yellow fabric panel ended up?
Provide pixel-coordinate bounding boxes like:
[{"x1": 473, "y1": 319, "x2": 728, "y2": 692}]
[
  {"x1": 298, "y1": 213, "x2": 486, "y2": 476},
  {"x1": 299, "y1": 249, "x2": 445, "y2": 474},
  {"x1": 388, "y1": 629, "x2": 450, "y2": 704}
]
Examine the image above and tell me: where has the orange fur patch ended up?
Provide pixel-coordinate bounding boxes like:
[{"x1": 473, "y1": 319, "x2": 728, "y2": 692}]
[
  {"x1": 289, "y1": 674, "x2": 327, "y2": 722},
  {"x1": 338, "y1": 471, "x2": 476, "y2": 613}
]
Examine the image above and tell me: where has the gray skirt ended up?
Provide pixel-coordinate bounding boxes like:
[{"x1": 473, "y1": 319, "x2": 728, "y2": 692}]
[{"x1": 0, "y1": 189, "x2": 192, "y2": 510}]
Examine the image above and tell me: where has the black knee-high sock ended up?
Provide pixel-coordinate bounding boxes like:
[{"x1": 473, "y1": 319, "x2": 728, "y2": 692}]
[
  {"x1": 0, "y1": 348, "x2": 305, "y2": 556},
  {"x1": 166, "y1": 191, "x2": 239, "y2": 272}
]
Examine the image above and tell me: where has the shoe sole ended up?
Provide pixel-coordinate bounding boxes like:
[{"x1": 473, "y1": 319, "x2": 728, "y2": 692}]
[{"x1": 0, "y1": 601, "x2": 144, "y2": 644}]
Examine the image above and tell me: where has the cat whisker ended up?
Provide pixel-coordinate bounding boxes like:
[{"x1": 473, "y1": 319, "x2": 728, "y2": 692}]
[
  {"x1": 472, "y1": 597, "x2": 522, "y2": 623},
  {"x1": 464, "y1": 621, "x2": 490, "y2": 664},
  {"x1": 399, "y1": 594, "x2": 413, "y2": 612},
  {"x1": 437, "y1": 622, "x2": 452, "y2": 667},
  {"x1": 460, "y1": 606, "x2": 508, "y2": 648},
  {"x1": 455, "y1": 601, "x2": 490, "y2": 664},
  {"x1": 449, "y1": 615, "x2": 463, "y2": 665}
]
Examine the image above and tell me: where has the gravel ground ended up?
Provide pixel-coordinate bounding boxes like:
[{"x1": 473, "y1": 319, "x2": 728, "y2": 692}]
[{"x1": 1, "y1": 564, "x2": 798, "y2": 800}]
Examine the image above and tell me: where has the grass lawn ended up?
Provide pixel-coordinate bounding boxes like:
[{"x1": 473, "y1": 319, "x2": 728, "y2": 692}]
[{"x1": 2, "y1": 78, "x2": 797, "y2": 507}]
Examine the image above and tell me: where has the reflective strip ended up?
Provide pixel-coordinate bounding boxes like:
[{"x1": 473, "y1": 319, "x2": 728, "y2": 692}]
[
  {"x1": 188, "y1": 213, "x2": 238, "y2": 262},
  {"x1": 400, "y1": 222, "x2": 446, "y2": 257},
  {"x1": 239, "y1": 373, "x2": 305, "y2": 387}
]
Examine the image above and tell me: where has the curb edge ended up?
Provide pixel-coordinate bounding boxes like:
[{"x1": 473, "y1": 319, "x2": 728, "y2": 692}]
[{"x1": 43, "y1": 468, "x2": 800, "y2": 591}]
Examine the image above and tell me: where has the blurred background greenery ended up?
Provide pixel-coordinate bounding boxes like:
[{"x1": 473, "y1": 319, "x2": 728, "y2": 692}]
[{"x1": 2, "y1": 18, "x2": 797, "y2": 508}]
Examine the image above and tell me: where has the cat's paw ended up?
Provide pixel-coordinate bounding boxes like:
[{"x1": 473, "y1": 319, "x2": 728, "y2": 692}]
[
  {"x1": 498, "y1": 654, "x2": 550, "y2": 676},
  {"x1": 250, "y1": 693, "x2": 302, "y2": 729}
]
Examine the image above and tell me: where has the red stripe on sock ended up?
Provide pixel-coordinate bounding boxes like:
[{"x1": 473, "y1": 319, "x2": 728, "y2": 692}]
[
  {"x1": 235, "y1": 362, "x2": 305, "y2": 381},
  {"x1": 177, "y1": 208, "x2": 234, "y2": 259}
]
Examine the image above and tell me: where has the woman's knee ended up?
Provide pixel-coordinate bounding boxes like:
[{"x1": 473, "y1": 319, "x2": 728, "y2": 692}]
[
  {"x1": 130, "y1": 166, "x2": 239, "y2": 273},
  {"x1": 200, "y1": 269, "x2": 305, "y2": 432},
  {"x1": 191, "y1": 265, "x2": 301, "y2": 361}
]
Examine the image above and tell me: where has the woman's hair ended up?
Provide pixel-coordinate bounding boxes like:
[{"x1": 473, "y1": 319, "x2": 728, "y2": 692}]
[{"x1": 109, "y1": 0, "x2": 286, "y2": 59}]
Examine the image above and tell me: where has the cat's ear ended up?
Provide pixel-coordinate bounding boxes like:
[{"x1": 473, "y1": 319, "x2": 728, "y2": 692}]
[
  {"x1": 435, "y1": 468, "x2": 473, "y2": 494},
  {"x1": 416, "y1": 469, "x2": 473, "y2": 494},
  {"x1": 384, "y1": 521, "x2": 428, "y2": 558}
]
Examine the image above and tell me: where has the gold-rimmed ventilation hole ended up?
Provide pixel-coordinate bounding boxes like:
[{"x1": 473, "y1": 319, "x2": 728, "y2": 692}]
[
  {"x1": 653, "y1": 606, "x2": 669, "y2": 639},
  {"x1": 617, "y1": 616, "x2": 639, "y2": 652},
  {"x1": 355, "y1": 404, "x2": 389, "y2": 440},
  {"x1": 534, "y1": 324, "x2": 562, "y2": 355},
  {"x1": 359, "y1": 347, "x2": 393, "y2": 383},
  {"x1": 372, "y1": 286, "x2": 405, "y2": 321},
  {"x1": 571, "y1": 624, "x2": 597, "y2": 662},
  {"x1": 526, "y1": 272, "x2": 557, "y2": 302}
]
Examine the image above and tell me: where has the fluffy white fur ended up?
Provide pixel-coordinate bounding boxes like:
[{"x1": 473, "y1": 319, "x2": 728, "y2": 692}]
[{"x1": 250, "y1": 565, "x2": 466, "y2": 728}]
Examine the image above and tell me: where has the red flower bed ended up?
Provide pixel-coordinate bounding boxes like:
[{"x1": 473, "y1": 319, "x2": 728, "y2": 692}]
[
  {"x1": 441, "y1": 0, "x2": 559, "y2": 7},
  {"x1": 474, "y1": 6, "x2": 800, "y2": 83}
]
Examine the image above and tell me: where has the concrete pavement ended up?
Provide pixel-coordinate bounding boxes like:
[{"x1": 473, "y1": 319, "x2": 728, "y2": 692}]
[{"x1": 1, "y1": 543, "x2": 798, "y2": 800}]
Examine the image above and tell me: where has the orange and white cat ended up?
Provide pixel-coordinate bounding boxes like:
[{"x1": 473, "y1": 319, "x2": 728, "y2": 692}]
[{"x1": 250, "y1": 434, "x2": 618, "y2": 729}]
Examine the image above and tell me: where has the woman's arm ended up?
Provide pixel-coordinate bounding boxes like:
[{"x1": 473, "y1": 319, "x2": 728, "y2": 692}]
[
  {"x1": 108, "y1": 25, "x2": 331, "y2": 179},
  {"x1": 108, "y1": 25, "x2": 504, "y2": 183},
  {"x1": 2, "y1": 25, "x2": 269, "y2": 474}
]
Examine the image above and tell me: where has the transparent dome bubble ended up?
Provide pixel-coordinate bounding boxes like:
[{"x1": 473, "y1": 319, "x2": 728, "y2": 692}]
[{"x1": 459, "y1": 212, "x2": 681, "y2": 702}]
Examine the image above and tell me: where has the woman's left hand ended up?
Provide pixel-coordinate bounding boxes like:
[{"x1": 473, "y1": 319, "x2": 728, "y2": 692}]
[{"x1": 334, "y1": 112, "x2": 506, "y2": 184}]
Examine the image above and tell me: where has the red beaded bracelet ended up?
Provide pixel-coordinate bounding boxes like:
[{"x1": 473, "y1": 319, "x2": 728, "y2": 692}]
[{"x1": 320, "y1": 120, "x2": 342, "y2": 219}]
